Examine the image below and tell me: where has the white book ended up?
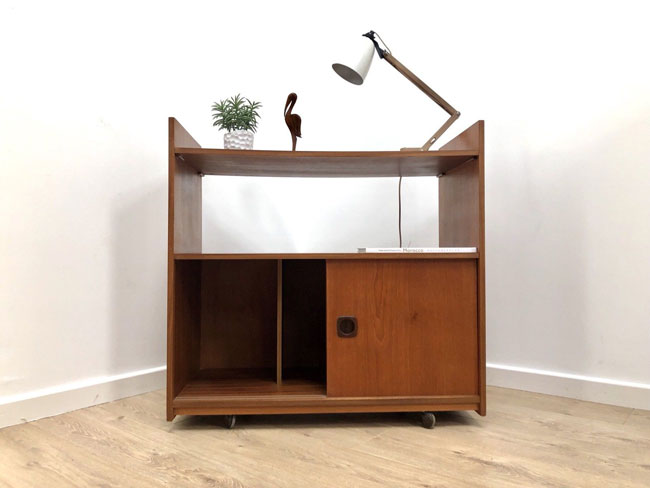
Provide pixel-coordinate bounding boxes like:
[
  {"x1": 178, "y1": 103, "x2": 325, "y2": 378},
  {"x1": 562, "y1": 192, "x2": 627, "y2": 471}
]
[{"x1": 357, "y1": 247, "x2": 477, "y2": 253}]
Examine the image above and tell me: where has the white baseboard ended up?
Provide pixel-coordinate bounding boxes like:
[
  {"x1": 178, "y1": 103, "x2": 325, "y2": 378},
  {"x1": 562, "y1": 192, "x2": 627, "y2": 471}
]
[
  {"x1": 487, "y1": 363, "x2": 650, "y2": 410},
  {"x1": 3, "y1": 363, "x2": 647, "y2": 429},
  {"x1": 0, "y1": 366, "x2": 166, "y2": 429}
]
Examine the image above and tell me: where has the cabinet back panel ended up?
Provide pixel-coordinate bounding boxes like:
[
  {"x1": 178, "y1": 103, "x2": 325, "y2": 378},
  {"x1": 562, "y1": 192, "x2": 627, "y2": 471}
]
[
  {"x1": 200, "y1": 260, "x2": 277, "y2": 370},
  {"x1": 282, "y1": 260, "x2": 326, "y2": 381}
]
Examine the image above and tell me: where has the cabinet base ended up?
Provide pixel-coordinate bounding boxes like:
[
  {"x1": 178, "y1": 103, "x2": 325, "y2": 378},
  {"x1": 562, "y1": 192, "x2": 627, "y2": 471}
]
[{"x1": 168, "y1": 396, "x2": 481, "y2": 420}]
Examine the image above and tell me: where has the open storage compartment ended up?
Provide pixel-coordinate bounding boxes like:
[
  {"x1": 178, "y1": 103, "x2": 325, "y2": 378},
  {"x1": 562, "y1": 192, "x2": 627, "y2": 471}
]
[
  {"x1": 171, "y1": 258, "x2": 328, "y2": 405},
  {"x1": 281, "y1": 260, "x2": 326, "y2": 386},
  {"x1": 172, "y1": 259, "x2": 279, "y2": 400},
  {"x1": 199, "y1": 259, "x2": 278, "y2": 381}
]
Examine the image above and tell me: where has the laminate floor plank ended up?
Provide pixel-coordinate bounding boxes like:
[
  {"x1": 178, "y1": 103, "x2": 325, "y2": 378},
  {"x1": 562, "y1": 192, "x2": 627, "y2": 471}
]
[
  {"x1": 80, "y1": 397, "x2": 398, "y2": 487},
  {"x1": 487, "y1": 386, "x2": 634, "y2": 424},
  {"x1": 1, "y1": 386, "x2": 649, "y2": 488},
  {"x1": 626, "y1": 408, "x2": 650, "y2": 430}
]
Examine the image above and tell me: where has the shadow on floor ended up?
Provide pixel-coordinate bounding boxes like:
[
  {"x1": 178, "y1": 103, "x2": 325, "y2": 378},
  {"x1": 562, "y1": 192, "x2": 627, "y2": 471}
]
[{"x1": 170, "y1": 411, "x2": 481, "y2": 431}]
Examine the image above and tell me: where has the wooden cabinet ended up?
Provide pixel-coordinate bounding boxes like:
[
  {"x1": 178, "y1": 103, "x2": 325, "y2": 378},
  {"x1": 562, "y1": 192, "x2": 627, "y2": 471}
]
[
  {"x1": 166, "y1": 118, "x2": 486, "y2": 425},
  {"x1": 326, "y1": 259, "x2": 478, "y2": 397}
]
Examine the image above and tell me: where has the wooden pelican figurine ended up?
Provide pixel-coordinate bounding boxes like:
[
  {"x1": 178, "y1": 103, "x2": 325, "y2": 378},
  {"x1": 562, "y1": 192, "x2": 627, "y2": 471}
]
[{"x1": 284, "y1": 92, "x2": 302, "y2": 151}]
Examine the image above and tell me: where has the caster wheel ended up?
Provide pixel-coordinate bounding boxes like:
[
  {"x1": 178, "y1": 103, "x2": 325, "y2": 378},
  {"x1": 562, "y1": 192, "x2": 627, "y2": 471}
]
[
  {"x1": 224, "y1": 415, "x2": 236, "y2": 429},
  {"x1": 421, "y1": 412, "x2": 436, "y2": 429}
]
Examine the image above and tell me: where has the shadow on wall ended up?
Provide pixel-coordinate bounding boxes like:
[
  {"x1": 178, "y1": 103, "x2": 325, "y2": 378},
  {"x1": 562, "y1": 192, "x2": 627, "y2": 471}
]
[
  {"x1": 487, "y1": 119, "x2": 608, "y2": 374},
  {"x1": 110, "y1": 178, "x2": 167, "y2": 374},
  {"x1": 200, "y1": 176, "x2": 430, "y2": 254},
  {"x1": 202, "y1": 178, "x2": 294, "y2": 253}
]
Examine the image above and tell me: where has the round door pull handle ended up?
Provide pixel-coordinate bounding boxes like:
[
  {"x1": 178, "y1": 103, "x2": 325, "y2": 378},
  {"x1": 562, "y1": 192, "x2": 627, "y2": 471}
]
[{"x1": 337, "y1": 316, "x2": 358, "y2": 337}]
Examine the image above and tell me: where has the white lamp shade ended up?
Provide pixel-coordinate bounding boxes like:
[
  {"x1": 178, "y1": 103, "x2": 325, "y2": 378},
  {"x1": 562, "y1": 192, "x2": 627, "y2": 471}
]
[{"x1": 332, "y1": 39, "x2": 375, "y2": 85}]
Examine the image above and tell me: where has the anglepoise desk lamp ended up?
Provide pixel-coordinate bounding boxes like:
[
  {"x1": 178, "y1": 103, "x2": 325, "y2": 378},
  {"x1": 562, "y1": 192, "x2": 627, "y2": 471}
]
[{"x1": 333, "y1": 31, "x2": 460, "y2": 151}]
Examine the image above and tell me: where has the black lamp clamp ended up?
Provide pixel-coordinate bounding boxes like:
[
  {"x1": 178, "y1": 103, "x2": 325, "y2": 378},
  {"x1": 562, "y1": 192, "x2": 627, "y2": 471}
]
[{"x1": 362, "y1": 31, "x2": 388, "y2": 59}]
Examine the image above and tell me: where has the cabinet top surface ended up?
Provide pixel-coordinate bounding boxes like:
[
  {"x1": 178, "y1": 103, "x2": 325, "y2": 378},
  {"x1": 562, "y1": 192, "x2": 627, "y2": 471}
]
[
  {"x1": 174, "y1": 252, "x2": 479, "y2": 260},
  {"x1": 174, "y1": 147, "x2": 479, "y2": 178}
]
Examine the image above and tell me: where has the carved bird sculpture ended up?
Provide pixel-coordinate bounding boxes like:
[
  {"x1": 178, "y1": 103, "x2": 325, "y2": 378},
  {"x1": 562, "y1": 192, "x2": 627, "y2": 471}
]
[{"x1": 284, "y1": 92, "x2": 302, "y2": 151}]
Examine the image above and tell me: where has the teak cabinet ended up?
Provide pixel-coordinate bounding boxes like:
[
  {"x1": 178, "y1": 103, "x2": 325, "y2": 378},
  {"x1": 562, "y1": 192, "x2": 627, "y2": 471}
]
[{"x1": 167, "y1": 118, "x2": 486, "y2": 428}]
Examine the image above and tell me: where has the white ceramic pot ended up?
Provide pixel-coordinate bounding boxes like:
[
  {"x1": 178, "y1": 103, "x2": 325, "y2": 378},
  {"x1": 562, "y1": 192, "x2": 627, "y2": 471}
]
[{"x1": 224, "y1": 130, "x2": 254, "y2": 150}]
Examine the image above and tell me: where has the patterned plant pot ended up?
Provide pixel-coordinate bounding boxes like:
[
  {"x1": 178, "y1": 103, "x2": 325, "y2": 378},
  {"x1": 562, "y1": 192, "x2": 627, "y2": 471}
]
[{"x1": 224, "y1": 130, "x2": 254, "y2": 150}]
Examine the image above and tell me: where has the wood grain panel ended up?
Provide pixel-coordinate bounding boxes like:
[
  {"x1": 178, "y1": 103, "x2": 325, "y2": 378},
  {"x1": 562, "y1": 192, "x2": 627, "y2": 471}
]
[
  {"x1": 169, "y1": 117, "x2": 201, "y2": 255},
  {"x1": 176, "y1": 147, "x2": 477, "y2": 177},
  {"x1": 166, "y1": 118, "x2": 202, "y2": 420},
  {"x1": 276, "y1": 260, "x2": 283, "y2": 385},
  {"x1": 477, "y1": 124, "x2": 486, "y2": 415},
  {"x1": 171, "y1": 118, "x2": 201, "y2": 148},
  {"x1": 173, "y1": 404, "x2": 480, "y2": 416},
  {"x1": 326, "y1": 260, "x2": 478, "y2": 397},
  {"x1": 173, "y1": 376, "x2": 478, "y2": 411},
  {"x1": 282, "y1": 260, "x2": 326, "y2": 383},
  {"x1": 438, "y1": 158, "x2": 479, "y2": 247},
  {"x1": 177, "y1": 374, "x2": 324, "y2": 398},
  {"x1": 173, "y1": 158, "x2": 201, "y2": 253},
  {"x1": 170, "y1": 261, "x2": 201, "y2": 398},
  {"x1": 194, "y1": 367, "x2": 276, "y2": 381},
  {"x1": 439, "y1": 121, "x2": 482, "y2": 152},
  {"x1": 199, "y1": 260, "x2": 277, "y2": 370},
  {"x1": 440, "y1": 120, "x2": 486, "y2": 415},
  {"x1": 173, "y1": 386, "x2": 478, "y2": 413}
]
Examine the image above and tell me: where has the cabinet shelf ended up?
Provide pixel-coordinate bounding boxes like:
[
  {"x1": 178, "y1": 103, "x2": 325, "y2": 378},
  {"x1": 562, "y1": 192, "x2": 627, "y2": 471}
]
[
  {"x1": 175, "y1": 369, "x2": 325, "y2": 398},
  {"x1": 173, "y1": 379, "x2": 480, "y2": 413},
  {"x1": 175, "y1": 147, "x2": 478, "y2": 178}
]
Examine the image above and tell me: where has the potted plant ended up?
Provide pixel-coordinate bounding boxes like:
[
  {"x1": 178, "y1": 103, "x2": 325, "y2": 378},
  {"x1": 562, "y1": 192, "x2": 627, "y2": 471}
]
[{"x1": 211, "y1": 94, "x2": 262, "y2": 150}]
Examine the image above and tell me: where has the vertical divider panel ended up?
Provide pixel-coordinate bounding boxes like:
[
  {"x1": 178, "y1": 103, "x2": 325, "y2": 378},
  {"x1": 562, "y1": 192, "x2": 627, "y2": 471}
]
[{"x1": 276, "y1": 260, "x2": 283, "y2": 386}]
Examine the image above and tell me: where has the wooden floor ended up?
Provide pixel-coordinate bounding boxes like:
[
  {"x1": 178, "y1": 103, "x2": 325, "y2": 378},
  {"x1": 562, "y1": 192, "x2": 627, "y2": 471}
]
[{"x1": 1, "y1": 387, "x2": 649, "y2": 487}]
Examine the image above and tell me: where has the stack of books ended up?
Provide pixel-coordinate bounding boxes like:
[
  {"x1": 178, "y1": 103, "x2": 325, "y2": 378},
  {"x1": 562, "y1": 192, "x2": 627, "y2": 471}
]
[{"x1": 357, "y1": 247, "x2": 477, "y2": 253}]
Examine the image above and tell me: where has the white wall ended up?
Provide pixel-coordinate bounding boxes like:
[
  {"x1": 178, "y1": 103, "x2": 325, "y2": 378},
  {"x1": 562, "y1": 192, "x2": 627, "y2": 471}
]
[{"x1": 1, "y1": 0, "x2": 649, "y2": 426}]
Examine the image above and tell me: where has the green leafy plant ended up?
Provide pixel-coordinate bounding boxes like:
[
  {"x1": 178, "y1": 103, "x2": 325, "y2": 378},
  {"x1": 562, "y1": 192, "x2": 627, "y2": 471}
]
[{"x1": 211, "y1": 94, "x2": 262, "y2": 133}]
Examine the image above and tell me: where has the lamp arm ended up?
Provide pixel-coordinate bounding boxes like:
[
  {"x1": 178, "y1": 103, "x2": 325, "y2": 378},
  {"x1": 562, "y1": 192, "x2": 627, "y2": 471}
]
[{"x1": 382, "y1": 51, "x2": 460, "y2": 151}]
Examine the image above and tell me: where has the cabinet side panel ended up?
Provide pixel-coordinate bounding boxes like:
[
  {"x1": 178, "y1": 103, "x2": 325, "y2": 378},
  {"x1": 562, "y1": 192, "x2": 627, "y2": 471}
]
[
  {"x1": 438, "y1": 159, "x2": 479, "y2": 247},
  {"x1": 440, "y1": 120, "x2": 486, "y2": 415},
  {"x1": 168, "y1": 118, "x2": 202, "y2": 420},
  {"x1": 326, "y1": 259, "x2": 478, "y2": 397},
  {"x1": 173, "y1": 158, "x2": 202, "y2": 254},
  {"x1": 171, "y1": 261, "x2": 201, "y2": 396},
  {"x1": 477, "y1": 125, "x2": 486, "y2": 415},
  {"x1": 439, "y1": 121, "x2": 481, "y2": 151},
  {"x1": 172, "y1": 118, "x2": 201, "y2": 148}
]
